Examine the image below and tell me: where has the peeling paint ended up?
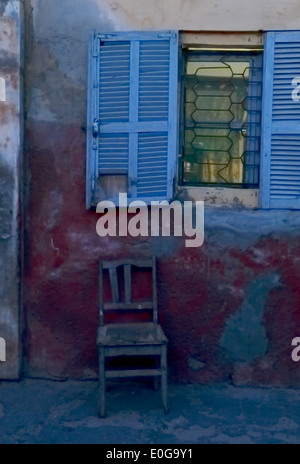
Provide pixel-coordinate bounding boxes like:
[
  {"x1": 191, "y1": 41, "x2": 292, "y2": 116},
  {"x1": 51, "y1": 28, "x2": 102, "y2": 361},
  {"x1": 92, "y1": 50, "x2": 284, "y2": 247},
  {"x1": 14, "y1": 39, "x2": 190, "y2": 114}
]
[
  {"x1": 220, "y1": 273, "x2": 280, "y2": 363},
  {"x1": 0, "y1": 2, "x2": 22, "y2": 380}
]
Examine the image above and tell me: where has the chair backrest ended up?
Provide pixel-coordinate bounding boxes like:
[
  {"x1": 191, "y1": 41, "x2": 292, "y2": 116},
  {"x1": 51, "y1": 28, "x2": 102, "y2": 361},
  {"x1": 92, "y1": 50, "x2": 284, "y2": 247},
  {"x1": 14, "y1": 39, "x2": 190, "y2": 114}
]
[{"x1": 99, "y1": 257, "x2": 158, "y2": 326}]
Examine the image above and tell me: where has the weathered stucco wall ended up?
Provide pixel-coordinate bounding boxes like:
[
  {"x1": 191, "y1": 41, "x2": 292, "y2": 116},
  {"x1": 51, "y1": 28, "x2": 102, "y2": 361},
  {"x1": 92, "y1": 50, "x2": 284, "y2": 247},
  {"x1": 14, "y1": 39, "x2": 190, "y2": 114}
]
[
  {"x1": 23, "y1": 0, "x2": 300, "y2": 386},
  {"x1": 28, "y1": 0, "x2": 300, "y2": 33},
  {"x1": 93, "y1": 0, "x2": 300, "y2": 31},
  {"x1": 0, "y1": 0, "x2": 23, "y2": 379}
]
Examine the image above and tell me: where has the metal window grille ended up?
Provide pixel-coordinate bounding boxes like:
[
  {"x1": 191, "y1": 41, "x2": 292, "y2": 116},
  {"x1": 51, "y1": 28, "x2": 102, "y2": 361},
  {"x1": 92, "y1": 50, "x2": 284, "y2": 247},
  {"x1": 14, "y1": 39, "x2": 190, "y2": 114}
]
[{"x1": 180, "y1": 49, "x2": 263, "y2": 188}]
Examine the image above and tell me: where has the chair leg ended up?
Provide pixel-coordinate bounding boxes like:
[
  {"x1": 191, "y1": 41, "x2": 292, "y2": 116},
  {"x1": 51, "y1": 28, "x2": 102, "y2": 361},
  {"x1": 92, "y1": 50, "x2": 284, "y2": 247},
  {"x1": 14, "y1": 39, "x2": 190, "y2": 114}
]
[
  {"x1": 161, "y1": 345, "x2": 169, "y2": 413},
  {"x1": 154, "y1": 358, "x2": 159, "y2": 391},
  {"x1": 99, "y1": 348, "x2": 106, "y2": 418}
]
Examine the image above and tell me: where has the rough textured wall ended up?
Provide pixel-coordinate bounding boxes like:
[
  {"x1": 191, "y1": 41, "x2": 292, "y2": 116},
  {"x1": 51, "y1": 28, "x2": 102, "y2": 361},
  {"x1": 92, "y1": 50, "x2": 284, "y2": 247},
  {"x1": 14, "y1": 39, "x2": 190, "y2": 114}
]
[
  {"x1": 96, "y1": 0, "x2": 300, "y2": 31},
  {"x1": 23, "y1": 0, "x2": 300, "y2": 386},
  {"x1": 0, "y1": 0, "x2": 23, "y2": 380}
]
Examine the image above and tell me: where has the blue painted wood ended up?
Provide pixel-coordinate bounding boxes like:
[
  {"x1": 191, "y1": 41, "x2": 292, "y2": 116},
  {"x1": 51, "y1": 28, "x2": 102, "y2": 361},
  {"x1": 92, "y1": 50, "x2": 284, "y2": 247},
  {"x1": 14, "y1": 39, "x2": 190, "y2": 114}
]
[
  {"x1": 166, "y1": 33, "x2": 179, "y2": 200},
  {"x1": 98, "y1": 134, "x2": 129, "y2": 174},
  {"x1": 97, "y1": 31, "x2": 177, "y2": 42},
  {"x1": 137, "y1": 132, "x2": 169, "y2": 199},
  {"x1": 86, "y1": 32, "x2": 99, "y2": 209},
  {"x1": 261, "y1": 31, "x2": 300, "y2": 210},
  {"x1": 261, "y1": 32, "x2": 275, "y2": 209},
  {"x1": 100, "y1": 122, "x2": 169, "y2": 133},
  {"x1": 136, "y1": 38, "x2": 176, "y2": 200},
  {"x1": 245, "y1": 53, "x2": 263, "y2": 186},
  {"x1": 270, "y1": 31, "x2": 300, "y2": 42},
  {"x1": 273, "y1": 124, "x2": 300, "y2": 134},
  {"x1": 98, "y1": 41, "x2": 130, "y2": 124},
  {"x1": 90, "y1": 31, "x2": 179, "y2": 206},
  {"x1": 129, "y1": 41, "x2": 140, "y2": 199},
  {"x1": 96, "y1": 38, "x2": 131, "y2": 188}
]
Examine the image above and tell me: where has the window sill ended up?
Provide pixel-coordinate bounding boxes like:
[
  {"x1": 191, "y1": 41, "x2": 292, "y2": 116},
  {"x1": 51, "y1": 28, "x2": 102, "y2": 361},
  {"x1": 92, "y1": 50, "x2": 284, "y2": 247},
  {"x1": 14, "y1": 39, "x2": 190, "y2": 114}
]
[{"x1": 177, "y1": 186, "x2": 259, "y2": 209}]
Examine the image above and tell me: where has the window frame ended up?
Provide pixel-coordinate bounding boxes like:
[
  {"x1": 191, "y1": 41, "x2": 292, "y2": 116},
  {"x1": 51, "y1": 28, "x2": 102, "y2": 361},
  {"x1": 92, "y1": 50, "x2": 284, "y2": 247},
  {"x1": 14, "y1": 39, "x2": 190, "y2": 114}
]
[
  {"x1": 86, "y1": 31, "x2": 179, "y2": 209},
  {"x1": 174, "y1": 32, "x2": 264, "y2": 208},
  {"x1": 178, "y1": 48, "x2": 263, "y2": 189}
]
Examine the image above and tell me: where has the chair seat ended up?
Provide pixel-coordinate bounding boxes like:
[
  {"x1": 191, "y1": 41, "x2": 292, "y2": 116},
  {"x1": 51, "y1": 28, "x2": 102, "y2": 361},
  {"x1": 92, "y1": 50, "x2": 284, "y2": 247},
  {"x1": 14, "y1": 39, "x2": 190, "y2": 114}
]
[{"x1": 97, "y1": 323, "x2": 168, "y2": 347}]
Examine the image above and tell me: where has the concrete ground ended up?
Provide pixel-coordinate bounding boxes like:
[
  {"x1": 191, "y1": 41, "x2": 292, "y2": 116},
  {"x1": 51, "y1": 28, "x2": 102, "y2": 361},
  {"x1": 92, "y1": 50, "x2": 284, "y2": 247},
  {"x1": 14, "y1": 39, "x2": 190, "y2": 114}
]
[{"x1": 1, "y1": 379, "x2": 300, "y2": 444}]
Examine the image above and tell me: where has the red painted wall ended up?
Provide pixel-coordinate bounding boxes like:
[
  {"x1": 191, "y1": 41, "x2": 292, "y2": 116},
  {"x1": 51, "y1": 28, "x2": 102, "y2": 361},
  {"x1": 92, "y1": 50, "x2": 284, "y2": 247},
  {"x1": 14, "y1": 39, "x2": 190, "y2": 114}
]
[
  {"x1": 22, "y1": 2, "x2": 300, "y2": 387},
  {"x1": 23, "y1": 122, "x2": 300, "y2": 386}
]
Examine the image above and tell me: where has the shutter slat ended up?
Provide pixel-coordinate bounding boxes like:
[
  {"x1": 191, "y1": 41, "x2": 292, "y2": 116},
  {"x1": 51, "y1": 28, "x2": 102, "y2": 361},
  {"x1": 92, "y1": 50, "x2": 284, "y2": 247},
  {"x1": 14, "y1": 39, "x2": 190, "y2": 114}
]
[
  {"x1": 99, "y1": 134, "x2": 129, "y2": 174},
  {"x1": 99, "y1": 41, "x2": 131, "y2": 124},
  {"x1": 137, "y1": 133, "x2": 169, "y2": 198},
  {"x1": 270, "y1": 134, "x2": 300, "y2": 200},
  {"x1": 87, "y1": 32, "x2": 178, "y2": 207},
  {"x1": 139, "y1": 40, "x2": 170, "y2": 123},
  {"x1": 261, "y1": 32, "x2": 300, "y2": 209}
]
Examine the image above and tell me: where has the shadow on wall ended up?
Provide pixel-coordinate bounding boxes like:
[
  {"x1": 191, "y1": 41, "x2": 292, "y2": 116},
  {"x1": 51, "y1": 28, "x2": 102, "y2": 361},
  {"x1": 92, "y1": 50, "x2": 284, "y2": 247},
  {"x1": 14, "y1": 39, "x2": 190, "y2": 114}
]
[
  {"x1": 0, "y1": 1, "x2": 9, "y2": 16},
  {"x1": 25, "y1": 0, "x2": 115, "y2": 124}
]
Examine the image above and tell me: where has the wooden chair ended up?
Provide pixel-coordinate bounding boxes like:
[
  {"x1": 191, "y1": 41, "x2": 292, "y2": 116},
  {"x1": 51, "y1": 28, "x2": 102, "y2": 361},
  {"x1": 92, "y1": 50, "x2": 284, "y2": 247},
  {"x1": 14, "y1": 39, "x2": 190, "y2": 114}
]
[{"x1": 97, "y1": 257, "x2": 168, "y2": 418}]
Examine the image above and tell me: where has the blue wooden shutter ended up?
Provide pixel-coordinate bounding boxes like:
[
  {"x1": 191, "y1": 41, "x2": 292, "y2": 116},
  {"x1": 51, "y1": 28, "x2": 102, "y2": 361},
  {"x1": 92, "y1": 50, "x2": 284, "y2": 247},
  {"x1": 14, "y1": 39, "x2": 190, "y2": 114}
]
[
  {"x1": 261, "y1": 31, "x2": 300, "y2": 209},
  {"x1": 86, "y1": 31, "x2": 179, "y2": 208}
]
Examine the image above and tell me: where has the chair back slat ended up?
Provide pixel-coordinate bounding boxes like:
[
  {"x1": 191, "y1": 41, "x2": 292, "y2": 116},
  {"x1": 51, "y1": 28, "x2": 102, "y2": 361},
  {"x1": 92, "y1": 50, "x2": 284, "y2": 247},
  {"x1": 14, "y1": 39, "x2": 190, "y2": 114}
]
[
  {"x1": 104, "y1": 302, "x2": 153, "y2": 311},
  {"x1": 102, "y1": 259, "x2": 153, "y2": 269},
  {"x1": 124, "y1": 264, "x2": 132, "y2": 303},
  {"x1": 152, "y1": 258, "x2": 158, "y2": 324},
  {"x1": 99, "y1": 257, "x2": 158, "y2": 326},
  {"x1": 109, "y1": 268, "x2": 120, "y2": 303}
]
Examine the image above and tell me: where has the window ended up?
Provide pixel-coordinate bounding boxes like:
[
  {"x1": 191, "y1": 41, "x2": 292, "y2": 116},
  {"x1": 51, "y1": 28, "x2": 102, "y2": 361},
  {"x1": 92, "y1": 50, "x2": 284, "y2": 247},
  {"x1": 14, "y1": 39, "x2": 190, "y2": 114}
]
[
  {"x1": 86, "y1": 32, "x2": 179, "y2": 208},
  {"x1": 181, "y1": 49, "x2": 263, "y2": 188},
  {"x1": 261, "y1": 31, "x2": 300, "y2": 210},
  {"x1": 86, "y1": 30, "x2": 300, "y2": 210}
]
